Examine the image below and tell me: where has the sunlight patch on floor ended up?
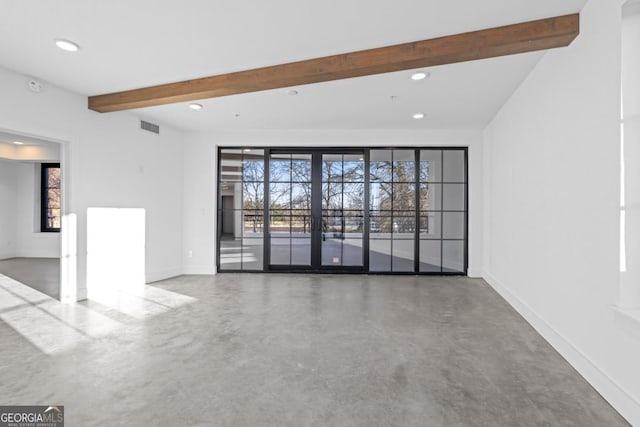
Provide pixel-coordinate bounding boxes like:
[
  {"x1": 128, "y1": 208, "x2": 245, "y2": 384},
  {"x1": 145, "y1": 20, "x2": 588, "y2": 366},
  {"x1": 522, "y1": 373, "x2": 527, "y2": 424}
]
[
  {"x1": 0, "y1": 273, "x2": 196, "y2": 355},
  {"x1": 86, "y1": 285, "x2": 196, "y2": 320}
]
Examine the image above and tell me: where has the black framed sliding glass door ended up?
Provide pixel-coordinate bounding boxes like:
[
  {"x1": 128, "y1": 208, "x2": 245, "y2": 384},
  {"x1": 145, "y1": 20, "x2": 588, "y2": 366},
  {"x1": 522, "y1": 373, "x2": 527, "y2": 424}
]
[
  {"x1": 217, "y1": 147, "x2": 467, "y2": 275},
  {"x1": 268, "y1": 152, "x2": 314, "y2": 269},
  {"x1": 320, "y1": 153, "x2": 365, "y2": 269},
  {"x1": 267, "y1": 150, "x2": 365, "y2": 272}
]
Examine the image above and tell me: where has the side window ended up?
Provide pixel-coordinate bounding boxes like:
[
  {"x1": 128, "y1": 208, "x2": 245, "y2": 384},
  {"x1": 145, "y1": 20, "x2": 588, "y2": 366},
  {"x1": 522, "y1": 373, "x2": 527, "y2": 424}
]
[{"x1": 41, "y1": 163, "x2": 61, "y2": 232}]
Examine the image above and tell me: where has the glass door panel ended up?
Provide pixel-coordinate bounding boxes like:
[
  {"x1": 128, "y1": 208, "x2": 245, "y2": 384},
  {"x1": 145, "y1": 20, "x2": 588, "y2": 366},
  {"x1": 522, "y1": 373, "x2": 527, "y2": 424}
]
[
  {"x1": 321, "y1": 153, "x2": 364, "y2": 268},
  {"x1": 219, "y1": 148, "x2": 265, "y2": 271},
  {"x1": 369, "y1": 149, "x2": 417, "y2": 272},
  {"x1": 267, "y1": 151, "x2": 364, "y2": 271},
  {"x1": 268, "y1": 153, "x2": 312, "y2": 267}
]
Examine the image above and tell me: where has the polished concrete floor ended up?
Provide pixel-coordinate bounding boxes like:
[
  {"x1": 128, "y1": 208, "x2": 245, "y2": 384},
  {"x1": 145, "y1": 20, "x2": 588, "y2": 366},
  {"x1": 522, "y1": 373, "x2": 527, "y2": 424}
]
[
  {"x1": 0, "y1": 257, "x2": 60, "y2": 299},
  {"x1": 0, "y1": 273, "x2": 629, "y2": 426}
]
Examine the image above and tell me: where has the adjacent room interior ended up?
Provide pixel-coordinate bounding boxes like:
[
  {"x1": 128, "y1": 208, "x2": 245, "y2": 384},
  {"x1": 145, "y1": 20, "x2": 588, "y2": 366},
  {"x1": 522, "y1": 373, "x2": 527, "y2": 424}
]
[
  {"x1": 0, "y1": 133, "x2": 61, "y2": 299},
  {"x1": 0, "y1": 0, "x2": 639, "y2": 425}
]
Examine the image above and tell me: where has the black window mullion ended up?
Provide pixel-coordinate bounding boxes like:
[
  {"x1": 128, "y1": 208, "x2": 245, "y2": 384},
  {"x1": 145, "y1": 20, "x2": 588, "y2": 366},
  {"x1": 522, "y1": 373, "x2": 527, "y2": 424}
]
[
  {"x1": 440, "y1": 150, "x2": 444, "y2": 272},
  {"x1": 390, "y1": 150, "x2": 395, "y2": 272},
  {"x1": 464, "y1": 148, "x2": 469, "y2": 274},
  {"x1": 216, "y1": 148, "x2": 222, "y2": 272},
  {"x1": 414, "y1": 148, "x2": 420, "y2": 273},
  {"x1": 340, "y1": 156, "x2": 344, "y2": 266},
  {"x1": 364, "y1": 149, "x2": 370, "y2": 272},
  {"x1": 263, "y1": 149, "x2": 270, "y2": 271},
  {"x1": 311, "y1": 153, "x2": 323, "y2": 268},
  {"x1": 289, "y1": 156, "x2": 293, "y2": 265},
  {"x1": 240, "y1": 152, "x2": 244, "y2": 269}
]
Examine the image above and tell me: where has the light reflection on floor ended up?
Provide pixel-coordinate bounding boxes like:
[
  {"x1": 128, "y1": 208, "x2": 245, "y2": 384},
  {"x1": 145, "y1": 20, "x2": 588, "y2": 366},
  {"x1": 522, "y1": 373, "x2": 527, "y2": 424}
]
[
  {"x1": 0, "y1": 273, "x2": 196, "y2": 355},
  {"x1": 86, "y1": 284, "x2": 197, "y2": 321}
]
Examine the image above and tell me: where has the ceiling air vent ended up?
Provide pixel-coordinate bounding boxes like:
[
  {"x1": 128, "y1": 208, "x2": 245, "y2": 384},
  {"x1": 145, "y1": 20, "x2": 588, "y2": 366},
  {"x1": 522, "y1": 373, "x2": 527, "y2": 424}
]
[{"x1": 140, "y1": 120, "x2": 160, "y2": 134}]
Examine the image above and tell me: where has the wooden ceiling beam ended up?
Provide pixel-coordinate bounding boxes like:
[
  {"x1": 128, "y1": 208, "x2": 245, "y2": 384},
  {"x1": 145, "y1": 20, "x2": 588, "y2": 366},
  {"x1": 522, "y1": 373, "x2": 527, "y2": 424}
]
[{"x1": 88, "y1": 13, "x2": 579, "y2": 113}]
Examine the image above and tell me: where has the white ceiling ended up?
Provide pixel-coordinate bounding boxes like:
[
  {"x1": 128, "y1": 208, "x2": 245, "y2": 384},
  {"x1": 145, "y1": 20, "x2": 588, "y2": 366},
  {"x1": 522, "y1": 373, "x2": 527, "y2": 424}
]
[
  {"x1": 0, "y1": 131, "x2": 61, "y2": 148},
  {"x1": 0, "y1": 0, "x2": 587, "y2": 131},
  {"x1": 0, "y1": 131, "x2": 61, "y2": 162}
]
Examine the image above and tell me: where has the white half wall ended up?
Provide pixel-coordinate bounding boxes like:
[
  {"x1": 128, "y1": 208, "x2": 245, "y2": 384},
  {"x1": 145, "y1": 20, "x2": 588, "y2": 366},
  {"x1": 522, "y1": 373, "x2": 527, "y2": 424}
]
[
  {"x1": 483, "y1": 0, "x2": 640, "y2": 424},
  {"x1": 0, "y1": 66, "x2": 185, "y2": 299},
  {"x1": 182, "y1": 129, "x2": 483, "y2": 276}
]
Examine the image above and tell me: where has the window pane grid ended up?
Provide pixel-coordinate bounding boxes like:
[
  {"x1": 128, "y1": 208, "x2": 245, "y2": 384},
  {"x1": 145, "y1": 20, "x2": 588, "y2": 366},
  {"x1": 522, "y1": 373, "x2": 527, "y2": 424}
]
[
  {"x1": 418, "y1": 150, "x2": 466, "y2": 272},
  {"x1": 220, "y1": 150, "x2": 267, "y2": 270},
  {"x1": 268, "y1": 153, "x2": 312, "y2": 266},
  {"x1": 368, "y1": 149, "x2": 467, "y2": 273},
  {"x1": 219, "y1": 148, "x2": 466, "y2": 274}
]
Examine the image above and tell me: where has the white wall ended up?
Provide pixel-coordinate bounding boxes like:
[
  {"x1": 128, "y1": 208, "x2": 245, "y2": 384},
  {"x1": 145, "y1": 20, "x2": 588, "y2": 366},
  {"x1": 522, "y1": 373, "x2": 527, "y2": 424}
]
[
  {"x1": 0, "y1": 160, "x2": 18, "y2": 259},
  {"x1": 0, "y1": 65, "x2": 185, "y2": 300},
  {"x1": 13, "y1": 162, "x2": 60, "y2": 258},
  {"x1": 483, "y1": 0, "x2": 640, "y2": 424},
  {"x1": 182, "y1": 129, "x2": 483, "y2": 276},
  {"x1": 620, "y1": 1, "x2": 640, "y2": 309}
]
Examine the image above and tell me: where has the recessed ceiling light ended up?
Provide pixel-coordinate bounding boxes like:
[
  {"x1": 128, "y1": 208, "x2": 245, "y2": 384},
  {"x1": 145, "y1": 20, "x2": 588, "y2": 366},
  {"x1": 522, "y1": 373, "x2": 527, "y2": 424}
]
[
  {"x1": 411, "y1": 72, "x2": 429, "y2": 81},
  {"x1": 243, "y1": 149, "x2": 252, "y2": 153},
  {"x1": 13, "y1": 141, "x2": 24, "y2": 145},
  {"x1": 413, "y1": 113, "x2": 425, "y2": 119},
  {"x1": 188, "y1": 103, "x2": 203, "y2": 110},
  {"x1": 288, "y1": 90, "x2": 299, "y2": 96},
  {"x1": 55, "y1": 39, "x2": 80, "y2": 52}
]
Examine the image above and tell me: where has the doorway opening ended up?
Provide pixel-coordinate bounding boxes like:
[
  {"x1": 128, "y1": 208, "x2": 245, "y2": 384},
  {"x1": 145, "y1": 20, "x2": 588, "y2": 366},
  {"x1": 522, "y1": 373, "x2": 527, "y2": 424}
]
[{"x1": 0, "y1": 131, "x2": 63, "y2": 299}]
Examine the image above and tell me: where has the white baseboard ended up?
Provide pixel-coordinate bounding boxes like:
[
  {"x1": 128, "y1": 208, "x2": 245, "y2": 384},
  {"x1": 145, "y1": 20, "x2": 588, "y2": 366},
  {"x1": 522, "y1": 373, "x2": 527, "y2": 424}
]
[
  {"x1": 483, "y1": 272, "x2": 640, "y2": 426},
  {"x1": 14, "y1": 250, "x2": 61, "y2": 258},
  {"x1": 467, "y1": 268, "x2": 483, "y2": 278},
  {"x1": 76, "y1": 287, "x2": 87, "y2": 302},
  {"x1": 0, "y1": 252, "x2": 16, "y2": 260},
  {"x1": 146, "y1": 267, "x2": 183, "y2": 284},
  {"x1": 182, "y1": 265, "x2": 216, "y2": 275},
  {"x1": 13, "y1": 254, "x2": 59, "y2": 259}
]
